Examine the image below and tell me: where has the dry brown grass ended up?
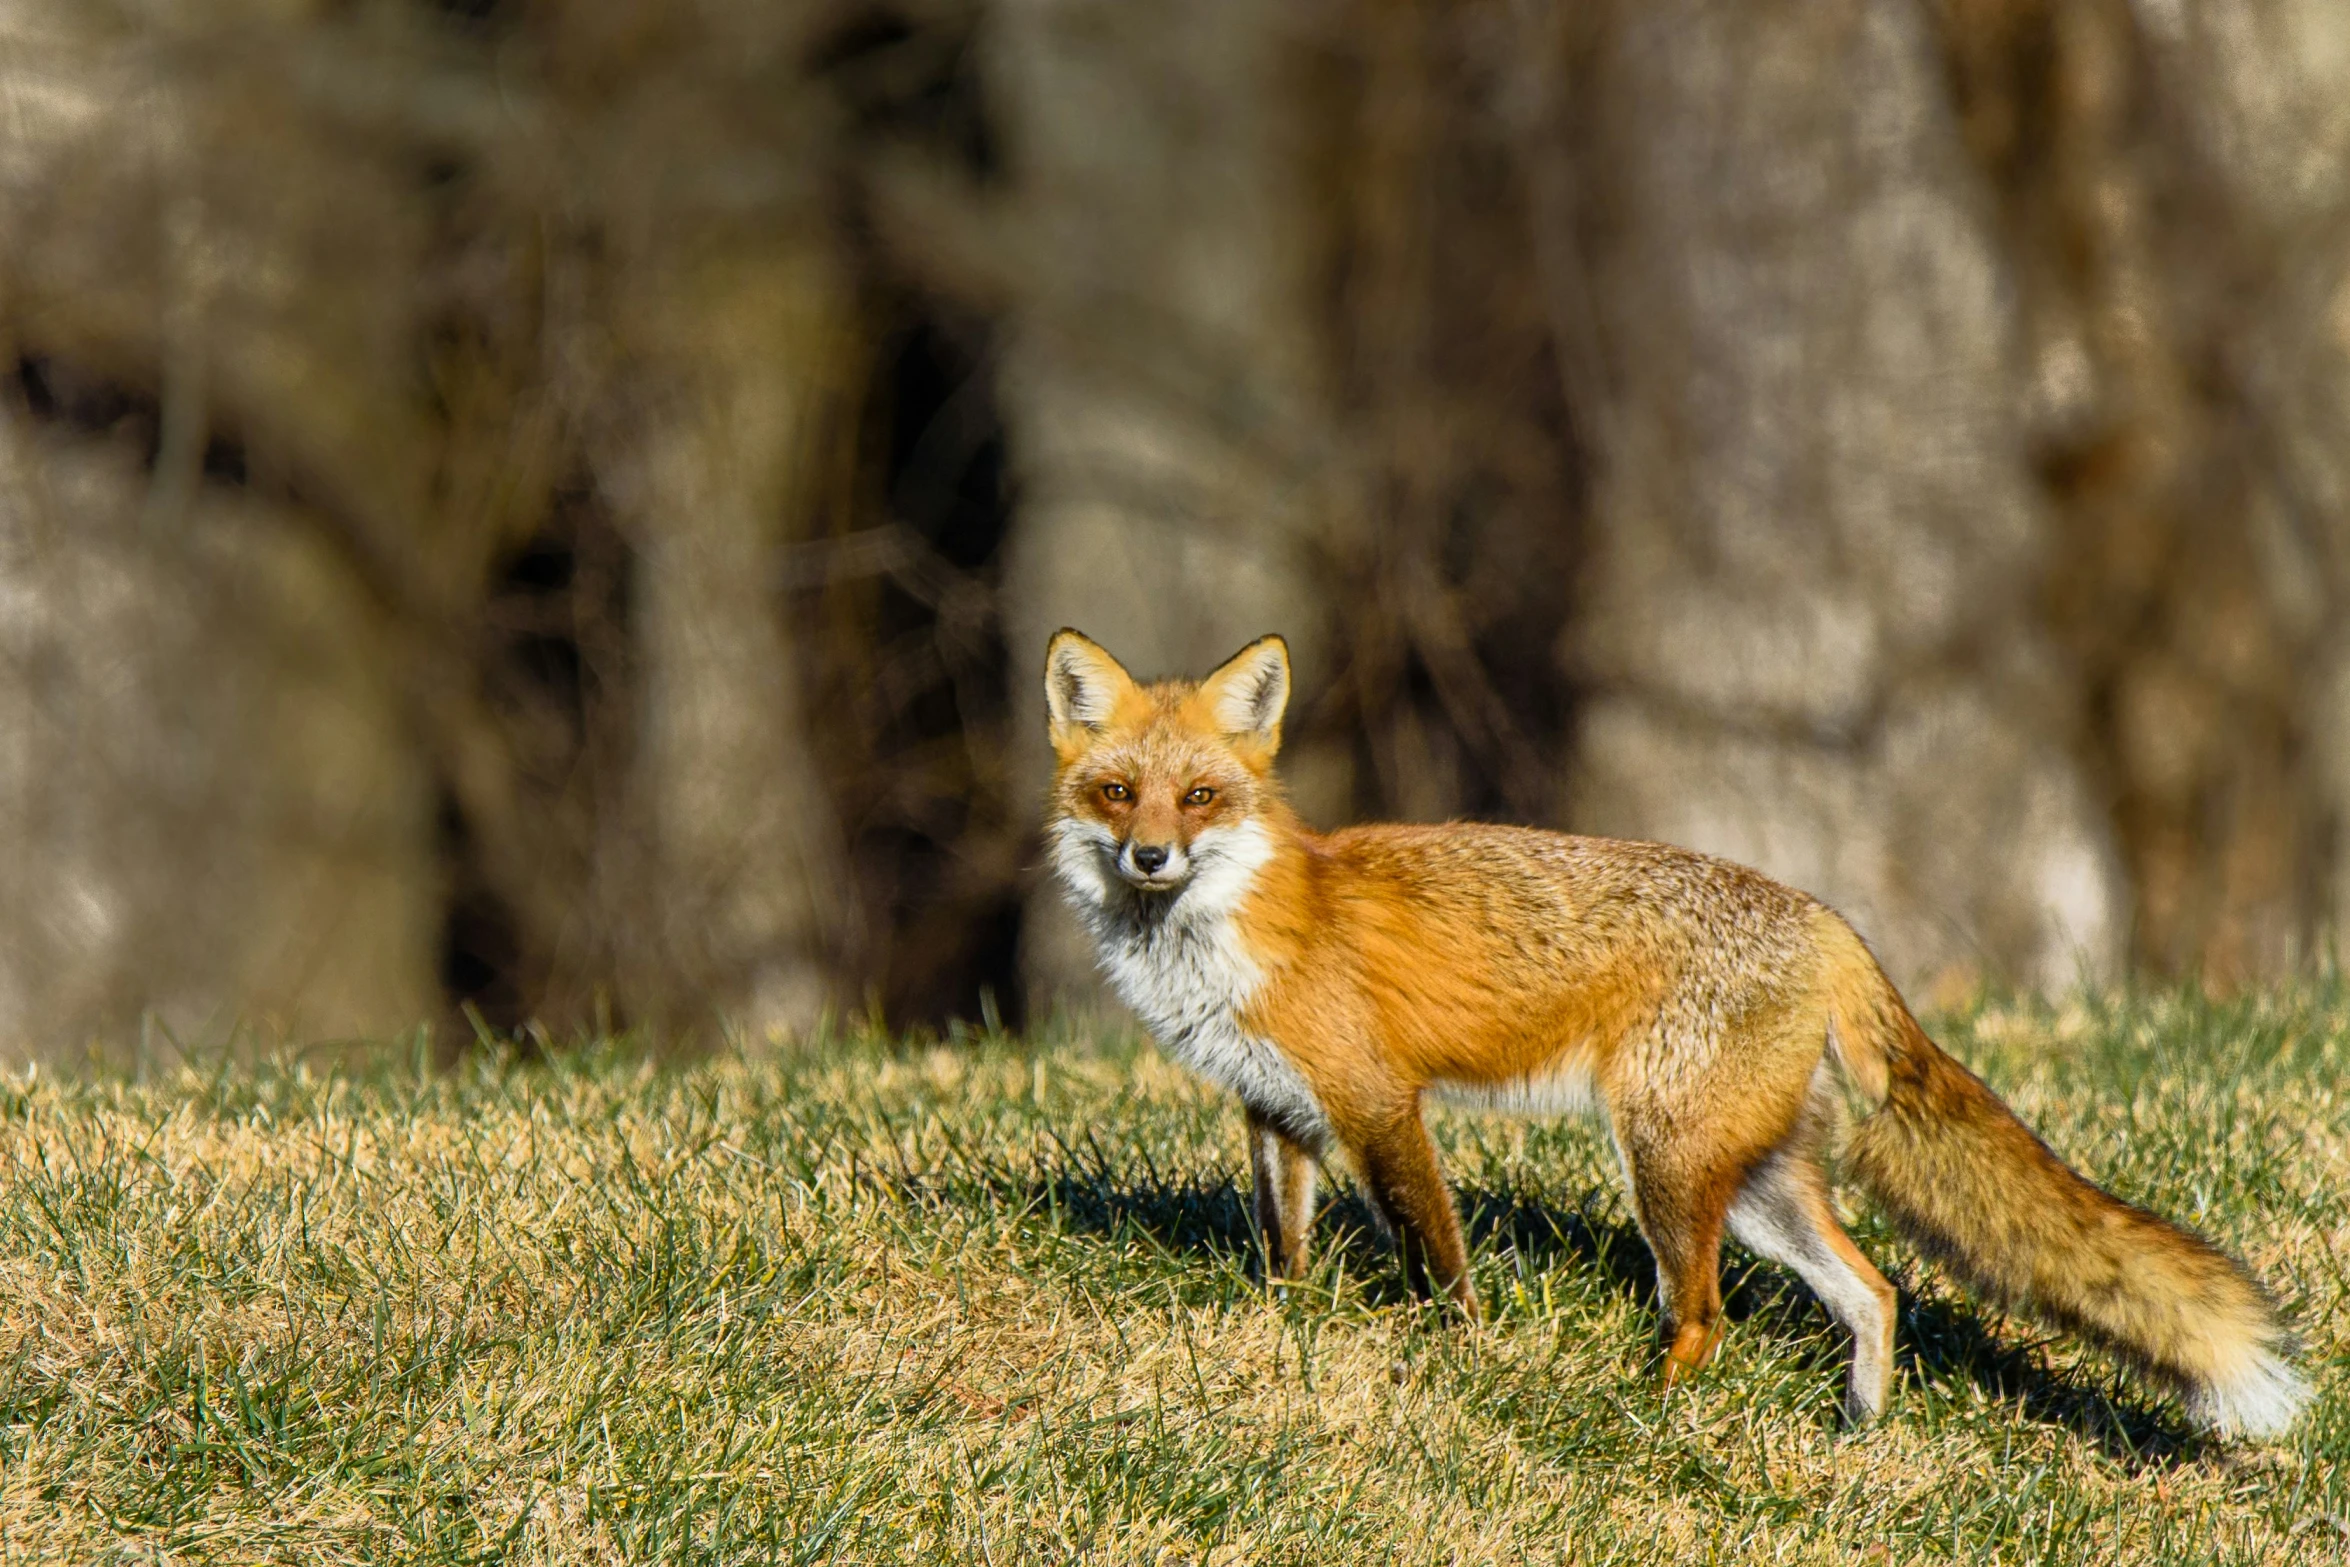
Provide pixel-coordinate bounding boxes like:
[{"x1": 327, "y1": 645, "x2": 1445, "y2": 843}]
[{"x1": 1, "y1": 991, "x2": 2344, "y2": 1563}]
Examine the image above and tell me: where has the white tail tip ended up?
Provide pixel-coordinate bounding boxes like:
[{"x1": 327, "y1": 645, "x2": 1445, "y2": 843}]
[{"x1": 2187, "y1": 1349, "x2": 2312, "y2": 1440}]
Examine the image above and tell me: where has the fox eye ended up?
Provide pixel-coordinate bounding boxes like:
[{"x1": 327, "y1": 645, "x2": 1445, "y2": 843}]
[
  {"x1": 1184, "y1": 786, "x2": 1217, "y2": 807},
  {"x1": 1100, "y1": 781, "x2": 1132, "y2": 803}
]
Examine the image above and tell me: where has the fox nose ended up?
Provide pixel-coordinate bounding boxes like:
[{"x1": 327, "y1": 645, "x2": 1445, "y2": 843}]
[{"x1": 1131, "y1": 844, "x2": 1169, "y2": 875}]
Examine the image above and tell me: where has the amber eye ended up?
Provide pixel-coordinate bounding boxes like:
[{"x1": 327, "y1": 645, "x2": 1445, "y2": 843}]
[
  {"x1": 1100, "y1": 781, "x2": 1132, "y2": 803},
  {"x1": 1184, "y1": 786, "x2": 1217, "y2": 807}
]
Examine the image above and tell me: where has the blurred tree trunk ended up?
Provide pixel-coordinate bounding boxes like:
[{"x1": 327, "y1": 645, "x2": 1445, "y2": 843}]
[
  {"x1": 2101, "y1": 0, "x2": 2350, "y2": 975},
  {"x1": 1559, "y1": 0, "x2": 2125, "y2": 996},
  {"x1": 600, "y1": 240, "x2": 858, "y2": 1037},
  {"x1": 0, "y1": 0, "x2": 864, "y2": 1055},
  {"x1": 0, "y1": 403, "x2": 442, "y2": 1057},
  {"x1": 1939, "y1": 0, "x2": 2350, "y2": 982},
  {"x1": 982, "y1": 0, "x2": 1351, "y2": 1011},
  {"x1": 0, "y1": 2, "x2": 456, "y2": 1056}
]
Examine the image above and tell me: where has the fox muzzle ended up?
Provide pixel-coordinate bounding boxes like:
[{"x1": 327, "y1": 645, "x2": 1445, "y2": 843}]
[{"x1": 1115, "y1": 838, "x2": 1190, "y2": 891}]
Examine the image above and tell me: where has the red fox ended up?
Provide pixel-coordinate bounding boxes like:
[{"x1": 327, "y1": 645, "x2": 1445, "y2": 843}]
[{"x1": 1041, "y1": 628, "x2": 2308, "y2": 1436}]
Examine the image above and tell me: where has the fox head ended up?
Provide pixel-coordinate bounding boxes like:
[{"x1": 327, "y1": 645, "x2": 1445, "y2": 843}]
[{"x1": 1042, "y1": 629, "x2": 1290, "y2": 912}]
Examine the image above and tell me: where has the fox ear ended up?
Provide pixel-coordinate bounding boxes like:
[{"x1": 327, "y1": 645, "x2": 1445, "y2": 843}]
[
  {"x1": 1044, "y1": 629, "x2": 1137, "y2": 741},
  {"x1": 1198, "y1": 635, "x2": 1290, "y2": 748}
]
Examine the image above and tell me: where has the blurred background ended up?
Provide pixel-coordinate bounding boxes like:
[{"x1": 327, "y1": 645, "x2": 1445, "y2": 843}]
[{"x1": 4, "y1": 0, "x2": 2350, "y2": 1063}]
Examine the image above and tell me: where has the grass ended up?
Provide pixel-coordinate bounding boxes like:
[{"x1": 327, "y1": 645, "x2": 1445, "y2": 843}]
[{"x1": 0, "y1": 990, "x2": 2345, "y2": 1565}]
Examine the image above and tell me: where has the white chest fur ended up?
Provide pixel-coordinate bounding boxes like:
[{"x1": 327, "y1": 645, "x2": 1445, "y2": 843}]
[
  {"x1": 1052, "y1": 818, "x2": 1330, "y2": 1148},
  {"x1": 1096, "y1": 915, "x2": 1329, "y2": 1148}
]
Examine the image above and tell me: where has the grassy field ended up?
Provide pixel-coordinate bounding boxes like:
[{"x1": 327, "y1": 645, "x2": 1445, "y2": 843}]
[{"x1": 1, "y1": 992, "x2": 2345, "y2": 1565}]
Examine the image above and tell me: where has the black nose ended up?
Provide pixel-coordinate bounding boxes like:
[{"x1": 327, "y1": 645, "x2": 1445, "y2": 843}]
[{"x1": 1132, "y1": 844, "x2": 1169, "y2": 874}]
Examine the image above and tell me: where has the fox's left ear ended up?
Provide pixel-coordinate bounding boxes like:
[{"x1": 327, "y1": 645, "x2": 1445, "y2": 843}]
[{"x1": 1199, "y1": 635, "x2": 1290, "y2": 751}]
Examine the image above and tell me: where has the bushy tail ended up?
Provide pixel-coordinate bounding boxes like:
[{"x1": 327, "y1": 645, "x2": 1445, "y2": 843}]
[{"x1": 1818, "y1": 925, "x2": 2309, "y2": 1439}]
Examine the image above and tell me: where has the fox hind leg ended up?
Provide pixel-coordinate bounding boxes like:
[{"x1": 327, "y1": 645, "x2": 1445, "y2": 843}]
[
  {"x1": 1613, "y1": 1120, "x2": 1738, "y2": 1383},
  {"x1": 1727, "y1": 1146, "x2": 1898, "y2": 1425},
  {"x1": 1246, "y1": 1106, "x2": 1320, "y2": 1285}
]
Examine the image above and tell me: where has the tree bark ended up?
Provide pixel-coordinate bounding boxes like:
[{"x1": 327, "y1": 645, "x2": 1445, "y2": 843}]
[
  {"x1": 599, "y1": 241, "x2": 859, "y2": 1039},
  {"x1": 1564, "y1": 0, "x2": 2125, "y2": 995},
  {"x1": 0, "y1": 409, "x2": 439, "y2": 1063}
]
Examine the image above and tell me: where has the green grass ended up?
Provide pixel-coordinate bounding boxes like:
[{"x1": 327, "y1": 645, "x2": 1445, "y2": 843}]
[{"x1": 2, "y1": 991, "x2": 2345, "y2": 1564}]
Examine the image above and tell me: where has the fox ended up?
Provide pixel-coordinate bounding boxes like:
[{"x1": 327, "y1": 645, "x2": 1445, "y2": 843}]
[{"x1": 1040, "y1": 627, "x2": 2310, "y2": 1437}]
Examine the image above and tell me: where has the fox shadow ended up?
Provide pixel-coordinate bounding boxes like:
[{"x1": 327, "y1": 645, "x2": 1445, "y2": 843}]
[{"x1": 1021, "y1": 1147, "x2": 2214, "y2": 1468}]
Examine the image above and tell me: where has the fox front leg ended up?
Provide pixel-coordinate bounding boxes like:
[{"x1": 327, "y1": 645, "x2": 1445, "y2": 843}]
[
  {"x1": 1354, "y1": 1108, "x2": 1480, "y2": 1321},
  {"x1": 1246, "y1": 1106, "x2": 1320, "y2": 1286}
]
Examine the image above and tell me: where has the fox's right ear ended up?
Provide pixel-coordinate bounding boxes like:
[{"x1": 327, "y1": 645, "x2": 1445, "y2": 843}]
[{"x1": 1044, "y1": 629, "x2": 1138, "y2": 749}]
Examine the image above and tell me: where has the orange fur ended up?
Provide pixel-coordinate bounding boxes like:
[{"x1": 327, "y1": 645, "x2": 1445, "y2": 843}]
[{"x1": 1040, "y1": 630, "x2": 2308, "y2": 1435}]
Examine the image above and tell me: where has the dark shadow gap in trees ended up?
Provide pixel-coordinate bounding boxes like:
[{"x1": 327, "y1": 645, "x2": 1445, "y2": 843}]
[
  {"x1": 801, "y1": 0, "x2": 1021, "y2": 1034},
  {"x1": 818, "y1": 307, "x2": 1023, "y2": 1034},
  {"x1": 13, "y1": 354, "x2": 250, "y2": 484},
  {"x1": 1316, "y1": 5, "x2": 1590, "y2": 831},
  {"x1": 419, "y1": 0, "x2": 514, "y2": 38},
  {"x1": 813, "y1": 4, "x2": 1000, "y2": 184},
  {"x1": 434, "y1": 787, "x2": 528, "y2": 1041},
  {"x1": 422, "y1": 483, "x2": 638, "y2": 1043}
]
